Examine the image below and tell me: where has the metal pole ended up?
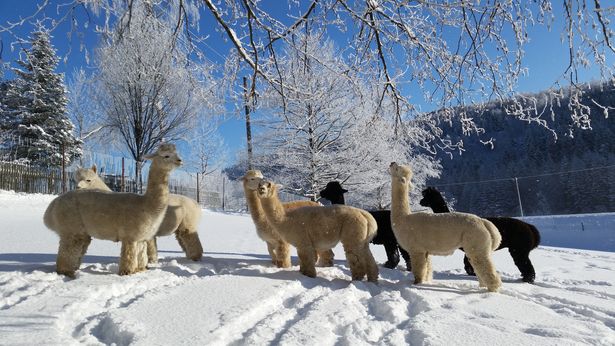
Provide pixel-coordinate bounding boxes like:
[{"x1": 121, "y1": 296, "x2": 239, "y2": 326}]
[
  {"x1": 196, "y1": 173, "x2": 200, "y2": 204},
  {"x1": 222, "y1": 176, "x2": 226, "y2": 211},
  {"x1": 514, "y1": 177, "x2": 524, "y2": 217},
  {"x1": 121, "y1": 157, "x2": 125, "y2": 192}
]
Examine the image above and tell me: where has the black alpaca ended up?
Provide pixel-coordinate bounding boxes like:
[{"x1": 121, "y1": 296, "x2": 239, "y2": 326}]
[
  {"x1": 319, "y1": 181, "x2": 411, "y2": 270},
  {"x1": 419, "y1": 187, "x2": 541, "y2": 283}
]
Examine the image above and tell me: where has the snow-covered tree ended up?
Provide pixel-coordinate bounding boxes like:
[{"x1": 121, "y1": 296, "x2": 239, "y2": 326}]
[
  {"x1": 256, "y1": 32, "x2": 440, "y2": 204},
  {"x1": 67, "y1": 68, "x2": 106, "y2": 150},
  {"x1": 95, "y1": 2, "x2": 220, "y2": 188},
  {"x1": 2, "y1": 26, "x2": 81, "y2": 167}
]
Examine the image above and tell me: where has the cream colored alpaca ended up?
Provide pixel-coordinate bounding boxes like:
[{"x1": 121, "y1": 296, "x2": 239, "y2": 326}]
[
  {"x1": 242, "y1": 170, "x2": 334, "y2": 268},
  {"x1": 75, "y1": 165, "x2": 203, "y2": 263},
  {"x1": 389, "y1": 162, "x2": 502, "y2": 292},
  {"x1": 44, "y1": 144, "x2": 181, "y2": 277},
  {"x1": 256, "y1": 179, "x2": 379, "y2": 282}
]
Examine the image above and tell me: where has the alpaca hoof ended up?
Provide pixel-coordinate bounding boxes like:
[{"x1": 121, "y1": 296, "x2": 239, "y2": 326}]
[
  {"x1": 57, "y1": 270, "x2": 76, "y2": 279},
  {"x1": 465, "y1": 270, "x2": 476, "y2": 276},
  {"x1": 522, "y1": 275, "x2": 535, "y2": 283},
  {"x1": 382, "y1": 261, "x2": 398, "y2": 269},
  {"x1": 119, "y1": 269, "x2": 136, "y2": 276},
  {"x1": 413, "y1": 279, "x2": 423, "y2": 285},
  {"x1": 189, "y1": 254, "x2": 203, "y2": 261},
  {"x1": 276, "y1": 260, "x2": 291, "y2": 268},
  {"x1": 300, "y1": 268, "x2": 317, "y2": 278}
]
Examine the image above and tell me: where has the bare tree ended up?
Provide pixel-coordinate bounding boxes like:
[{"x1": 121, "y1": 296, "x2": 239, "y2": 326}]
[
  {"x1": 94, "y1": 2, "x2": 219, "y2": 189},
  {"x1": 256, "y1": 32, "x2": 440, "y2": 203},
  {"x1": 2, "y1": 0, "x2": 614, "y2": 152},
  {"x1": 66, "y1": 68, "x2": 107, "y2": 150}
]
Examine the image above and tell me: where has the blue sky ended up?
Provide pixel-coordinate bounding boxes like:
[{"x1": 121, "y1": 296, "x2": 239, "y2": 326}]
[{"x1": 1, "y1": 1, "x2": 610, "y2": 158}]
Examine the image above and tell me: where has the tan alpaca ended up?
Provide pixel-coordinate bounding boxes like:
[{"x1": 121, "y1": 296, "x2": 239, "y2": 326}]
[
  {"x1": 256, "y1": 179, "x2": 379, "y2": 282},
  {"x1": 75, "y1": 165, "x2": 203, "y2": 263},
  {"x1": 389, "y1": 162, "x2": 502, "y2": 292},
  {"x1": 242, "y1": 170, "x2": 334, "y2": 268},
  {"x1": 44, "y1": 144, "x2": 181, "y2": 277}
]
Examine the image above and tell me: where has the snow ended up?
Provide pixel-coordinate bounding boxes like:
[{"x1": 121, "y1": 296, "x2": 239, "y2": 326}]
[{"x1": 1, "y1": 190, "x2": 614, "y2": 345}]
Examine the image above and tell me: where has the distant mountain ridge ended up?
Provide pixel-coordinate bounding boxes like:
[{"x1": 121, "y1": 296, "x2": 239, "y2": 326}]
[{"x1": 426, "y1": 82, "x2": 615, "y2": 216}]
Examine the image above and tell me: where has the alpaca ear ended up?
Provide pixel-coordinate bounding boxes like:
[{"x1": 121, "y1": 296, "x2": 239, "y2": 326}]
[
  {"x1": 91, "y1": 164, "x2": 97, "y2": 173},
  {"x1": 276, "y1": 184, "x2": 284, "y2": 190},
  {"x1": 400, "y1": 177, "x2": 407, "y2": 185}
]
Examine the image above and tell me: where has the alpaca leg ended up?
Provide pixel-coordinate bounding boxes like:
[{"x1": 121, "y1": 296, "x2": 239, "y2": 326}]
[
  {"x1": 468, "y1": 253, "x2": 502, "y2": 292},
  {"x1": 177, "y1": 230, "x2": 203, "y2": 261},
  {"x1": 56, "y1": 235, "x2": 89, "y2": 278},
  {"x1": 175, "y1": 232, "x2": 187, "y2": 253},
  {"x1": 316, "y1": 249, "x2": 335, "y2": 267},
  {"x1": 424, "y1": 255, "x2": 433, "y2": 282},
  {"x1": 266, "y1": 242, "x2": 278, "y2": 265},
  {"x1": 409, "y1": 251, "x2": 428, "y2": 284},
  {"x1": 119, "y1": 241, "x2": 140, "y2": 276},
  {"x1": 509, "y1": 248, "x2": 536, "y2": 283},
  {"x1": 362, "y1": 244, "x2": 379, "y2": 283},
  {"x1": 399, "y1": 246, "x2": 411, "y2": 271},
  {"x1": 297, "y1": 247, "x2": 317, "y2": 278},
  {"x1": 136, "y1": 241, "x2": 149, "y2": 272},
  {"x1": 382, "y1": 242, "x2": 400, "y2": 269},
  {"x1": 274, "y1": 241, "x2": 291, "y2": 268},
  {"x1": 75, "y1": 234, "x2": 92, "y2": 270},
  {"x1": 147, "y1": 238, "x2": 158, "y2": 264},
  {"x1": 343, "y1": 244, "x2": 366, "y2": 281},
  {"x1": 463, "y1": 255, "x2": 476, "y2": 276}
]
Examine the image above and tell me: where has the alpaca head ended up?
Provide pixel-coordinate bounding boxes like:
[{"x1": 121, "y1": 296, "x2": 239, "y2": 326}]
[
  {"x1": 389, "y1": 162, "x2": 413, "y2": 186},
  {"x1": 75, "y1": 165, "x2": 107, "y2": 190},
  {"x1": 256, "y1": 179, "x2": 277, "y2": 199},
  {"x1": 144, "y1": 143, "x2": 182, "y2": 171},
  {"x1": 242, "y1": 170, "x2": 264, "y2": 190},
  {"x1": 319, "y1": 181, "x2": 347, "y2": 204},
  {"x1": 419, "y1": 187, "x2": 449, "y2": 212}
]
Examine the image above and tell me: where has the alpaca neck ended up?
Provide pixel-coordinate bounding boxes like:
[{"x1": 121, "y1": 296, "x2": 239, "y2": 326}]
[
  {"x1": 391, "y1": 180, "x2": 412, "y2": 220},
  {"x1": 431, "y1": 200, "x2": 450, "y2": 213},
  {"x1": 144, "y1": 163, "x2": 170, "y2": 209},
  {"x1": 259, "y1": 189, "x2": 287, "y2": 226},
  {"x1": 243, "y1": 184, "x2": 268, "y2": 225},
  {"x1": 329, "y1": 195, "x2": 345, "y2": 205}
]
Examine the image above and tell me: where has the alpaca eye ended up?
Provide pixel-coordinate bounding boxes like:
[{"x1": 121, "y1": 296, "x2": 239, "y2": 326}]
[
  {"x1": 86, "y1": 180, "x2": 91, "y2": 182},
  {"x1": 165, "y1": 155, "x2": 170, "y2": 158}
]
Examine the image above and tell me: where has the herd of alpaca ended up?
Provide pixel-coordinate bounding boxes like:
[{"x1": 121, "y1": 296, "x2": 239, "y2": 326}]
[
  {"x1": 75, "y1": 165, "x2": 204, "y2": 264},
  {"x1": 44, "y1": 144, "x2": 184, "y2": 277},
  {"x1": 419, "y1": 187, "x2": 540, "y2": 283},
  {"x1": 319, "y1": 181, "x2": 411, "y2": 270},
  {"x1": 44, "y1": 145, "x2": 540, "y2": 293}
]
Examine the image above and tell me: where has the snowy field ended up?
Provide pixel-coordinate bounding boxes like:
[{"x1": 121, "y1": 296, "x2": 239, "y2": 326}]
[{"x1": 1, "y1": 190, "x2": 614, "y2": 345}]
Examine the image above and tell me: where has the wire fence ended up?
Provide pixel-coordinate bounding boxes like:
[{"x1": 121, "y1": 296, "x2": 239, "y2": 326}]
[
  {"x1": 0, "y1": 150, "x2": 308, "y2": 211},
  {"x1": 430, "y1": 164, "x2": 615, "y2": 217}
]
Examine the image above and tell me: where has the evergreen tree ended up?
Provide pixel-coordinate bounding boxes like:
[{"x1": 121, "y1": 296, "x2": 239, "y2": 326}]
[{"x1": 4, "y1": 26, "x2": 81, "y2": 166}]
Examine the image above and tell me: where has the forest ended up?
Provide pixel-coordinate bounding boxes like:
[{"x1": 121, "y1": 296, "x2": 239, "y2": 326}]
[{"x1": 426, "y1": 83, "x2": 615, "y2": 216}]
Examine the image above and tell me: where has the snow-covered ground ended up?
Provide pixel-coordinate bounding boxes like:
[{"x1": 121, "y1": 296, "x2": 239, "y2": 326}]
[{"x1": 1, "y1": 190, "x2": 614, "y2": 345}]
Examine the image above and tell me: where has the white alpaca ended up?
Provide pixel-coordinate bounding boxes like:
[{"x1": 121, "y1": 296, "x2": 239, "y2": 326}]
[
  {"x1": 242, "y1": 170, "x2": 334, "y2": 268},
  {"x1": 44, "y1": 144, "x2": 181, "y2": 277},
  {"x1": 389, "y1": 162, "x2": 502, "y2": 292},
  {"x1": 256, "y1": 179, "x2": 379, "y2": 282},
  {"x1": 74, "y1": 165, "x2": 203, "y2": 263}
]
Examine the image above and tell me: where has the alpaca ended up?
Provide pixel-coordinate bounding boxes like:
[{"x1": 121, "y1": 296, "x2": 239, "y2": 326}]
[
  {"x1": 389, "y1": 162, "x2": 502, "y2": 292},
  {"x1": 319, "y1": 181, "x2": 411, "y2": 270},
  {"x1": 420, "y1": 187, "x2": 541, "y2": 283},
  {"x1": 256, "y1": 179, "x2": 379, "y2": 282},
  {"x1": 242, "y1": 170, "x2": 334, "y2": 268},
  {"x1": 44, "y1": 144, "x2": 181, "y2": 277},
  {"x1": 74, "y1": 165, "x2": 204, "y2": 263}
]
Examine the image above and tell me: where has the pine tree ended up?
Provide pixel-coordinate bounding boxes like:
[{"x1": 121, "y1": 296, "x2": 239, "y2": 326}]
[{"x1": 5, "y1": 26, "x2": 81, "y2": 166}]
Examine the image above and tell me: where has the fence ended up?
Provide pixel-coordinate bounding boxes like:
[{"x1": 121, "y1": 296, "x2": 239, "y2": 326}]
[
  {"x1": 0, "y1": 160, "x2": 307, "y2": 212},
  {"x1": 431, "y1": 164, "x2": 615, "y2": 217}
]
